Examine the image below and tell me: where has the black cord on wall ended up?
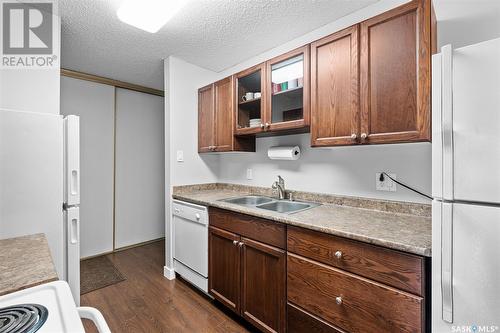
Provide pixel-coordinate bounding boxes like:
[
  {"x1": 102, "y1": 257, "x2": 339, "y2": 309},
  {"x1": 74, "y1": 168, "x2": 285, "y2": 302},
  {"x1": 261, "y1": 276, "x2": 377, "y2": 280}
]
[{"x1": 380, "y1": 172, "x2": 433, "y2": 200}]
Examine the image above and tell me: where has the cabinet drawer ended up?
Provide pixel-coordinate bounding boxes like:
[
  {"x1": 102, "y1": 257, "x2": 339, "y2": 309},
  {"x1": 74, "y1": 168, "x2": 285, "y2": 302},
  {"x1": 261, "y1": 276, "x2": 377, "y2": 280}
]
[
  {"x1": 287, "y1": 225, "x2": 425, "y2": 295},
  {"x1": 287, "y1": 253, "x2": 424, "y2": 333},
  {"x1": 287, "y1": 303, "x2": 344, "y2": 333},
  {"x1": 209, "y1": 208, "x2": 286, "y2": 249}
]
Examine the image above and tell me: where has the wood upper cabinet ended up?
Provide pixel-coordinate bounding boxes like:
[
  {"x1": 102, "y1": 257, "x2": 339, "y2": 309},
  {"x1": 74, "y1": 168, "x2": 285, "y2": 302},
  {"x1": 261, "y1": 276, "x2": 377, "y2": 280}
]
[
  {"x1": 310, "y1": 0, "x2": 432, "y2": 147},
  {"x1": 198, "y1": 77, "x2": 255, "y2": 153},
  {"x1": 234, "y1": 64, "x2": 266, "y2": 136},
  {"x1": 310, "y1": 25, "x2": 360, "y2": 147},
  {"x1": 264, "y1": 46, "x2": 310, "y2": 134},
  {"x1": 360, "y1": 0, "x2": 431, "y2": 144},
  {"x1": 198, "y1": 84, "x2": 215, "y2": 152},
  {"x1": 208, "y1": 226, "x2": 241, "y2": 314},
  {"x1": 241, "y1": 237, "x2": 286, "y2": 333}
]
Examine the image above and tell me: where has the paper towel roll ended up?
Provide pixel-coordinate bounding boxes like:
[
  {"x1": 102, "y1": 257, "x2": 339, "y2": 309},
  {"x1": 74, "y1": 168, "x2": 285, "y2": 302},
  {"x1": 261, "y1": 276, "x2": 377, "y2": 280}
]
[{"x1": 267, "y1": 146, "x2": 301, "y2": 160}]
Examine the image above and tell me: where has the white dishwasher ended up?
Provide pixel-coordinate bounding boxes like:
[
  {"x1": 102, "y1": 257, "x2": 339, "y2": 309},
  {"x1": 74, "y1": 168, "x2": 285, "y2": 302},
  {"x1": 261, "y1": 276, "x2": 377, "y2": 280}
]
[{"x1": 172, "y1": 200, "x2": 209, "y2": 293}]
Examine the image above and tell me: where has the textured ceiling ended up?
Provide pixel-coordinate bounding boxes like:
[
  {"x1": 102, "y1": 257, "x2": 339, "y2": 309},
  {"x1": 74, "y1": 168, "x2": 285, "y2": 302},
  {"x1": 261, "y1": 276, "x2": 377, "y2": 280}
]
[{"x1": 59, "y1": 0, "x2": 378, "y2": 90}]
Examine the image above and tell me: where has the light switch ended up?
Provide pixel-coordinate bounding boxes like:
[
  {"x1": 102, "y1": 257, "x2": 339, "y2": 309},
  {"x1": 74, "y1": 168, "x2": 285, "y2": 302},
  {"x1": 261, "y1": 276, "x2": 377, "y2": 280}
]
[
  {"x1": 176, "y1": 150, "x2": 184, "y2": 162},
  {"x1": 246, "y1": 168, "x2": 253, "y2": 180}
]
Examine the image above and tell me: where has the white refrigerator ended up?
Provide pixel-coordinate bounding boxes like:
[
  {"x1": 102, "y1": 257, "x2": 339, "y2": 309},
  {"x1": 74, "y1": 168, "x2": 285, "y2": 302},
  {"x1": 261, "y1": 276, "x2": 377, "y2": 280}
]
[
  {"x1": 432, "y1": 38, "x2": 500, "y2": 332},
  {"x1": 0, "y1": 109, "x2": 81, "y2": 305}
]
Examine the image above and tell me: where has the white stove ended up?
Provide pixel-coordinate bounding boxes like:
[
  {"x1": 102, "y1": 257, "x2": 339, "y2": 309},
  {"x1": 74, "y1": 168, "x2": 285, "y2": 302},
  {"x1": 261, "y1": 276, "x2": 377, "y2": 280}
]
[{"x1": 0, "y1": 281, "x2": 110, "y2": 333}]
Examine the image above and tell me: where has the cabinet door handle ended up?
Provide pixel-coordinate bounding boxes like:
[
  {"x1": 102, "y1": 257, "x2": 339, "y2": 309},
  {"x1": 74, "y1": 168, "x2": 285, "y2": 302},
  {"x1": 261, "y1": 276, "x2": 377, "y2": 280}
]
[
  {"x1": 350, "y1": 133, "x2": 357, "y2": 140},
  {"x1": 233, "y1": 240, "x2": 238, "y2": 246},
  {"x1": 260, "y1": 123, "x2": 265, "y2": 129},
  {"x1": 334, "y1": 251, "x2": 343, "y2": 259},
  {"x1": 360, "y1": 133, "x2": 368, "y2": 140},
  {"x1": 238, "y1": 241, "x2": 244, "y2": 247},
  {"x1": 335, "y1": 296, "x2": 342, "y2": 305},
  {"x1": 265, "y1": 122, "x2": 270, "y2": 129}
]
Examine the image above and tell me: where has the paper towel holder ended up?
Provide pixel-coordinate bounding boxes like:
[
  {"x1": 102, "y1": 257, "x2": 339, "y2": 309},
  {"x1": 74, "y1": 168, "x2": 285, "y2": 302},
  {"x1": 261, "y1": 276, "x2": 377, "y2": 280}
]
[{"x1": 267, "y1": 146, "x2": 301, "y2": 160}]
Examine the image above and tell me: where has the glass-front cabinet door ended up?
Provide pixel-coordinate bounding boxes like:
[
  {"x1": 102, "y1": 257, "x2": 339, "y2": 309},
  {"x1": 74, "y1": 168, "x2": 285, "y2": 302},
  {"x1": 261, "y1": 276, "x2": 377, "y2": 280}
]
[
  {"x1": 234, "y1": 63, "x2": 266, "y2": 135},
  {"x1": 265, "y1": 46, "x2": 310, "y2": 132}
]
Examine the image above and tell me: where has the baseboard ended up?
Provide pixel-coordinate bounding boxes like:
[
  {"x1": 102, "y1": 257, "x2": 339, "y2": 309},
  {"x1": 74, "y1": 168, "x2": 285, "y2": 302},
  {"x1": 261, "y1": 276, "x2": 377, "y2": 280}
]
[{"x1": 164, "y1": 266, "x2": 175, "y2": 280}]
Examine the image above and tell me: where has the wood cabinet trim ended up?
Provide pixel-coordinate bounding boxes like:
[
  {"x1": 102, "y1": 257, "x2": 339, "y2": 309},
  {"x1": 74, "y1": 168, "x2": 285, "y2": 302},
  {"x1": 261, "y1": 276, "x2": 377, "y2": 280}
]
[{"x1": 310, "y1": 25, "x2": 360, "y2": 147}]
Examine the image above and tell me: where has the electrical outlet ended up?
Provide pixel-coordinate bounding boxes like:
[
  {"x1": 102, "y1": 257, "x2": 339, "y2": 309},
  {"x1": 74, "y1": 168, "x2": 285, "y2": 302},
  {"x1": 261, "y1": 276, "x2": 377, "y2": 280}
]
[
  {"x1": 376, "y1": 173, "x2": 397, "y2": 192},
  {"x1": 246, "y1": 168, "x2": 253, "y2": 180},
  {"x1": 176, "y1": 150, "x2": 184, "y2": 162}
]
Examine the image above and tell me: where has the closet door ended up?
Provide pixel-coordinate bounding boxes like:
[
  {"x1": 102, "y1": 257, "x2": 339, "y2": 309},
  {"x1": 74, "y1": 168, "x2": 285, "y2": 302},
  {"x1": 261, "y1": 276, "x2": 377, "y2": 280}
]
[
  {"x1": 61, "y1": 76, "x2": 115, "y2": 258},
  {"x1": 115, "y1": 88, "x2": 165, "y2": 249}
]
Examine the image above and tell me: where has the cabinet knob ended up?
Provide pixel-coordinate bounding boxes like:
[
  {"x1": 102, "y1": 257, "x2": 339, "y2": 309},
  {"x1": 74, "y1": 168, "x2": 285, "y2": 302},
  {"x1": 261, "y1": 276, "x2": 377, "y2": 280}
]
[
  {"x1": 265, "y1": 122, "x2": 270, "y2": 129},
  {"x1": 233, "y1": 240, "x2": 238, "y2": 246},
  {"x1": 260, "y1": 123, "x2": 265, "y2": 129},
  {"x1": 334, "y1": 251, "x2": 342, "y2": 259},
  {"x1": 350, "y1": 133, "x2": 357, "y2": 140},
  {"x1": 335, "y1": 296, "x2": 342, "y2": 305},
  {"x1": 239, "y1": 241, "x2": 244, "y2": 247},
  {"x1": 195, "y1": 213, "x2": 200, "y2": 220},
  {"x1": 360, "y1": 133, "x2": 368, "y2": 140}
]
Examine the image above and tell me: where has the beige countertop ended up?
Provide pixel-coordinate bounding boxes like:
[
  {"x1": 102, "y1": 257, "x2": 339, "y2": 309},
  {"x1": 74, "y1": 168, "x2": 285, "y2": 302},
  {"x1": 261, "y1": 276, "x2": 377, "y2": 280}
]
[
  {"x1": 0, "y1": 233, "x2": 58, "y2": 296},
  {"x1": 173, "y1": 184, "x2": 432, "y2": 257}
]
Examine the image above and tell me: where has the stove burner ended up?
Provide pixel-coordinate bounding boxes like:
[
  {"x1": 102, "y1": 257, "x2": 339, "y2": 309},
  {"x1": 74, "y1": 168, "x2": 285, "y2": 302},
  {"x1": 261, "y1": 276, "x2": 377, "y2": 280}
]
[{"x1": 0, "y1": 304, "x2": 48, "y2": 333}]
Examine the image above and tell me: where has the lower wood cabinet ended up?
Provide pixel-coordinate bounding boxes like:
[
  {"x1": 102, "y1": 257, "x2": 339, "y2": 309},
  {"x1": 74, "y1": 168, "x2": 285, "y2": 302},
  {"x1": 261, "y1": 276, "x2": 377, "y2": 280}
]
[
  {"x1": 287, "y1": 303, "x2": 343, "y2": 333},
  {"x1": 287, "y1": 253, "x2": 423, "y2": 333},
  {"x1": 208, "y1": 208, "x2": 286, "y2": 333},
  {"x1": 208, "y1": 208, "x2": 429, "y2": 333},
  {"x1": 241, "y1": 237, "x2": 286, "y2": 333},
  {"x1": 208, "y1": 226, "x2": 241, "y2": 313}
]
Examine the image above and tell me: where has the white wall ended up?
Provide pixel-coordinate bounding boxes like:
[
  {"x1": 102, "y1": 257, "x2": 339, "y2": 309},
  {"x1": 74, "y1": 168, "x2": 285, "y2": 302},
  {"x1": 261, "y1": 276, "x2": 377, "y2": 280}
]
[
  {"x1": 166, "y1": 57, "x2": 220, "y2": 187},
  {"x1": 219, "y1": 135, "x2": 432, "y2": 204},
  {"x1": 115, "y1": 88, "x2": 165, "y2": 248},
  {"x1": 164, "y1": 56, "x2": 219, "y2": 274},
  {"x1": 434, "y1": 0, "x2": 500, "y2": 48},
  {"x1": 61, "y1": 76, "x2": 115, "y2": 258},
  {"x1": 0, "y1": 13, "x2": 61, "y2": 114}
]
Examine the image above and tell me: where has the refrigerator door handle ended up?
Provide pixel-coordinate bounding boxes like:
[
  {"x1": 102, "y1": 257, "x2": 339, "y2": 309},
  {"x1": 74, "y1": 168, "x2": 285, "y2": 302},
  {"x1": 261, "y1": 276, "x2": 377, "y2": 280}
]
[
  {"x1": 64, "y1": 116, "x2": 80, "y2": 206},
  {"x1": 441, "y1": 202, "x2": 454, "y2": 323},
  {"x1": 70, "y1": 169, "x2": 79, "y2": 196},
  {"x1": 66, "y1": 207, "x2": 80, "y2": 306},
  {"x1": 70, "y1": 213, "x2": 79, "y2": 244},
  {"x1": 441, "y1": 45, "x2": 454, "y2": 201}
]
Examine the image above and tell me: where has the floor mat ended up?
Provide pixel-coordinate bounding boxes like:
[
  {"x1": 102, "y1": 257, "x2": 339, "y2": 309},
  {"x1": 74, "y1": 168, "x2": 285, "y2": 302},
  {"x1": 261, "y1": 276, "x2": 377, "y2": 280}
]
[{"x1": 80, "y1": 255, "x2": 126, "y2": 294}]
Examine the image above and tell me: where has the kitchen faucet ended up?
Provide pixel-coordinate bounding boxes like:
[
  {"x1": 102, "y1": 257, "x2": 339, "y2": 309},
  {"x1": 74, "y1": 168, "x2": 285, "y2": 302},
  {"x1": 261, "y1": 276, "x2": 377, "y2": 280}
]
[{"x1": 272, "y1": 175, "x2": 286, "y2": 200}]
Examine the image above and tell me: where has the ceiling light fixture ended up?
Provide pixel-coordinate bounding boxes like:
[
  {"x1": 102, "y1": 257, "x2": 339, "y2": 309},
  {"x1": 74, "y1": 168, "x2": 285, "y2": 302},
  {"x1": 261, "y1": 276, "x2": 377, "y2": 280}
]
[{"x1": 117, "y1": 0, "x2": 187, "y2": 33}]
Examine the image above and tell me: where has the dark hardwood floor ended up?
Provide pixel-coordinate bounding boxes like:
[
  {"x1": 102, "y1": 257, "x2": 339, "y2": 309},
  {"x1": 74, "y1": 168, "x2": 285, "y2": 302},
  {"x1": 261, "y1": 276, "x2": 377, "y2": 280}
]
[{"x1": 81, "y1": 240, "x2": 252, "y2": 333}]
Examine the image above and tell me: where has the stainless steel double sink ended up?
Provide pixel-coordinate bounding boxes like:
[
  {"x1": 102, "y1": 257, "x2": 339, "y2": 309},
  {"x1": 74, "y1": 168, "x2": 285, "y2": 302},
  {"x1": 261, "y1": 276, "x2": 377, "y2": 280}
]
[{"x1": 218, "y1": 195, "x2": 320, "y2": 214}]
